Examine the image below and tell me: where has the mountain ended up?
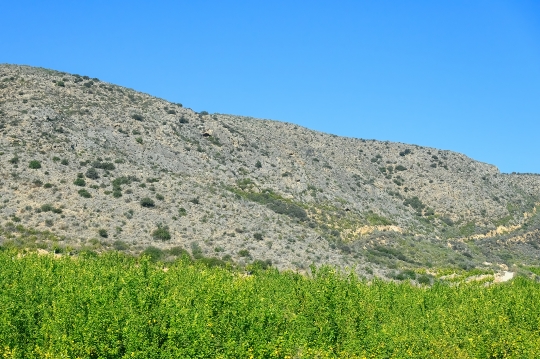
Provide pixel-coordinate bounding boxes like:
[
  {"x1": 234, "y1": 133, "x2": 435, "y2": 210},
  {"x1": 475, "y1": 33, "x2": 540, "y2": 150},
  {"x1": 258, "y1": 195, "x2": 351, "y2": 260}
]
[{"x1": 1, "y1": 64, "x2": 539, "y2": 277}]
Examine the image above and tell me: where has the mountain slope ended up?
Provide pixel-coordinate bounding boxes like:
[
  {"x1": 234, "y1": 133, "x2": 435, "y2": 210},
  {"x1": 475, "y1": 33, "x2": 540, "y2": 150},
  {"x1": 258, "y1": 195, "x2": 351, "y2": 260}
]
[{"x1": 1, "y1": 64, "x2": 539, "y2": 276}]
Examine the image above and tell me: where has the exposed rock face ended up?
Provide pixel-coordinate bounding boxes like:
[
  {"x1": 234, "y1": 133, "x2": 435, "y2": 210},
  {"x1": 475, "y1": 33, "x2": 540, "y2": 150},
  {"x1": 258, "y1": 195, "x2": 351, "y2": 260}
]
[{"x1": 1, "y1": 64, "x2": 539, "y2": 275}]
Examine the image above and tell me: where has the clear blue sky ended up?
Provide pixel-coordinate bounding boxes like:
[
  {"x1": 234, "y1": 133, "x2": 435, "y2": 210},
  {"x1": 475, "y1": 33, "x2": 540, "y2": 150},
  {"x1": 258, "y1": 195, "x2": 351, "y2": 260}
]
[{"x1": 2, "y1": 1, "x2": 539, "y2": 173}]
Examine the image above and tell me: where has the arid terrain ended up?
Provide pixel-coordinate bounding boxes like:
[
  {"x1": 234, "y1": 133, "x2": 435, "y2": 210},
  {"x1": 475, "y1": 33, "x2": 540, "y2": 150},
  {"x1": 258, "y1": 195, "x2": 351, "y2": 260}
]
[{"x1": 1, "y1": 64, "x2": 539, "y2": 277}]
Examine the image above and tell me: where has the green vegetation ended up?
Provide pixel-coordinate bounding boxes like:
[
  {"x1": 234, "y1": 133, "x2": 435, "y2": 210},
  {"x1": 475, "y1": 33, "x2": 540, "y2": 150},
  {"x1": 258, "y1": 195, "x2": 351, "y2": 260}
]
[
  {"x1": 152, "y1": 224, "x2": 171, "y2": 241},
  {"x1": 73, "y1": 177, "x2": 86, "y2": 186},
  {"x1": 28, "y1": 160, "x2": 41, "y2": 169},
  {"x1": 231, "y1": 181, "x2": 307, "y2": 221},
  {"x1": 85, "y1": 167, "x2": 99, "y2": 179},
  {"x1": 1, "y1": 251, "x2": 539, "y2": 358},
  {"x1": 78, "y1": 189, "x2": 91, "y2": 198},
  {"x1": 140, "y1": 197, "x2": 155, "y2": 208}
]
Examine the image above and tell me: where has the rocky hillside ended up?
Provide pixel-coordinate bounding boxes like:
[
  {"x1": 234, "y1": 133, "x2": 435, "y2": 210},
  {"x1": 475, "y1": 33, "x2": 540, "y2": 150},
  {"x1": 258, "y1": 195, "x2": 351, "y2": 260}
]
[{"x1": 1, "y1": 64, "x2": 539, "y2": 277}]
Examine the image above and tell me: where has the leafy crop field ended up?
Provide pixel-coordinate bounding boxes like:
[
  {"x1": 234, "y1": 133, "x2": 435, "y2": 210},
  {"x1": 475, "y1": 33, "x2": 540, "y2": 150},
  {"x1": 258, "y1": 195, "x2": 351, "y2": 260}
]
[{"x1": 1, "y1": 251, "x2": 539, "y2": 358}]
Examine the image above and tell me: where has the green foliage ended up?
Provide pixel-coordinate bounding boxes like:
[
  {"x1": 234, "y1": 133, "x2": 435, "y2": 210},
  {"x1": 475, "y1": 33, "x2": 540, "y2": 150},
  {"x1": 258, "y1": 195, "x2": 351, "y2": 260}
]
[
  {"x1": 135, "y1": 137, "x2": 143, "y2": 144},
  {"x1": 1, "y1": 252, "x2": 540, "y2": 358},
  {"x1": 399, "y1": 149, "x2": 412, "y2": 156},
  {"x1": 131, "y1": 114, "x2": 144, "y2": 121},
  {"x1": 60, "y1": 158, "x2": 69, "y2": 165},
  {"x1": 366, "y1": 211, "x2": 393, "y2": 226},
  {"x1": 8, "y1": 156, "x2": 19, "y2": 164},
  {"x1": 253, "y1": 232, "x2": 263, "y2": 241},
  {"x1": 28, "y1": 160, "x2": 41, "y2": 169},
  {"x1": 73, "y1": 178, "x2": 85, "y2": 186},
  {"x1": 152, "y1": 224, "x2": 171, "y2": 241},
  {"x1": 255, "y1": 160, "x2": 262, "y2": 168},
  {"x1": 141, "y1": 246, "x2": 164, "y2": 262},
  {"x1": 85, "y1": 167, "x2": 99, "y2": 179},
  {"x1": 140, "y1": 197, "x2": 155, "y2": 208},
  {"x1": 178, "y1": 207, "x2": 187, "y2": 216},
  {"x1": 98, "y1": 229, "x2": 108, "y2": 238},
  {"x1": 238, "y1": 249, "x2": 251, "y2": 257},
  {"x1": 231, "y1": 185, "x2": 308, "y2": 221},
  {"x1": 92, "y1": 161, "x2": 115, "y2": 170},
  {"x1": 78, "y1": 189, "x2": 91, "y2": 198}
]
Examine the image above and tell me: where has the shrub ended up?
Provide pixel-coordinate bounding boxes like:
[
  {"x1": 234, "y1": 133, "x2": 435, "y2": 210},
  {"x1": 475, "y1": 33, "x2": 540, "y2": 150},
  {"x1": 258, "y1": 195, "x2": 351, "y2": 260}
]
[
  {"x1": 179, "y1": 116, "x2": 189, "y2": 124},
  {"x1": 200, "y1": 111, "x2": 209, "y2": 115},
  {"x1": 29, "y1": 160, "x2": 41, "y2": 169},
  {"x1": 395, "y1": 165, "x2": 407, "y2": 171},
  {"x1": 41, "y1": 204, "x2": 54, "y2": 212},
  {"x1": 399, "y1": 149, "x2": 411, "y2": 156},
  {"x1": 156, "y1": 194, "x2": 164, "y2": 201},
  {"x1": 85, "y1": 168, "x2": 99, "y2": 179},
  {"x1": 61, "y1": 159, "x2": 68, "y2": 165},
  {"x1": 112, "y1": 190, "x2": 122, "y2": 198},
  {"x1": 73, "y1": 178, "x2": 86, "y2": 186},
  {"x1": 152, "y1": 224, "x2": 171, "y2": 241},
  {"x1": 238, "y1": 249, "x2": 251, "y2": 257},
  {"x1": 9, "y1": 157, "x2": 19, "y2": 164},
  {"x1": 52, "y1": 156, "x2": 61, "y2": 162},
  {"x1": 113, "y1": 240, "x2": 128, "y2": 251},
  {"x1": 131, "y1": 114, "x2": 144, "y2": 121},
  {"x1": 189, "y1": 198, "x2": 200, "y2": 205},
  {"x1": 135, "y1": 137, "x2": 143, "y2": 144},
  {"x1": 140, "y1": 197, "x2": 155, "y2": 208},
  {"x1": 251, "y1": 259, "x2": 272, "y2": 270},
  {"x1": 141, "y1": 246, "x2": 164, "y2": 262},
  {"x1": 92, "y1": 161, "x2": 115, "y2": 170},
  {"x1": 43, "y1": 183, "x2": 53, "y2": 188},
  {"x1": 253, "y1": 232, "x2": 263, "y2": 241},
  {"x1": 78, "y1": 189, "x2": 91, "y2": 198},
  {"x1": 169, "y1": 246, "x2": 190, "y2": 257},
  {"x1": 255, "y1": 160, "x2": 262, "y2": 168},
  {"x1": 417, "y1": 275, "x2": 431, "y2": 285},
  {"x1": 98, "y1": 229, "x2": 108, "y2": 238},
  {"x1": 178, "y1": 208, "x2": 187, "y2": 216},
  {"x1": 198, "y1": 257, "x2": 227, "y2": 268}
]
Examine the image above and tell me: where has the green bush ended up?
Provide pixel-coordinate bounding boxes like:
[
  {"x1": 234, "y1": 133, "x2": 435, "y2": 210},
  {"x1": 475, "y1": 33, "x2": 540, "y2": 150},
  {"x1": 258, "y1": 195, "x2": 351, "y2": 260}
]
[
  {"x1": 40, "y1": 204, "x2": 54, "y2": 212},
  {"x1": 73, "y1": 178, "x2": 86, "y2": 186},
  {"x1": 98, "y1": 229, "x2": 108, "y2": 238},
  {"x1": 168, "y1": 246, "x2": 190, "y2": 258},
  {"x1": 178, "y1": 208, "x2": 187, "y2": 216},
  {"x1": 140, "y1": 197, "x2": 155, "y2": 208},
  {"x1": 8, "y1": 157, "x2": 19, "y2": 164},
  {"x1": 131, "y1": 114, "x2": 144, "y2": 121},
  {"x1": 85, "y1": 168, "x2": 99, "y2": 179},
  {"x1": 60, "y1": 159, "x2": 69, "y2": 165},
  {"x1": 78, "y1": 189, "x2": 91, "y2": 198},
  {"x1": 113, "y1": 241, "x2": 128, "y2": 251},
  {"x1": 238, "y1": 249, "x2": 251, "y2": 257},
  {"x1": 156, "y1": 194, "x2": 164, "y2": 201},
  {"x1": 253, "y1": 232, "x2": 263, "y2": 241},
  {"x1": 152, "y1": 224, "x2": 171, "y2": 241},
  {"x1": 141, "y1": 246, "x2": 164, "y2": 262},
  {"x1": 92, "y1": 161, "x2": 115, "y2": 170},
  {"x1": 28, "y1": 160, "x2": 41, "y2": 169}
]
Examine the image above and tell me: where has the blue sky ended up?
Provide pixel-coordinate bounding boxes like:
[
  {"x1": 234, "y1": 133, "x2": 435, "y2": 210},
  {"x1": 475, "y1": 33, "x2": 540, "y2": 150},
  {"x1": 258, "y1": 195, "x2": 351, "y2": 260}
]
[{"x1": 2, "y1": 1, "x2": 539, "y2": 173}]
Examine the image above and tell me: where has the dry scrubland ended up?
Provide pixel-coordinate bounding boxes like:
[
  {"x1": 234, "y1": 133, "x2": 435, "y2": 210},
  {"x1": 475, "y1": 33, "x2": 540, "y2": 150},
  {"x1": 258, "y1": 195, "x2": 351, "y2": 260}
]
[{"x1": 1, "y1": 64, "x2": 540, "y2": 277}]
